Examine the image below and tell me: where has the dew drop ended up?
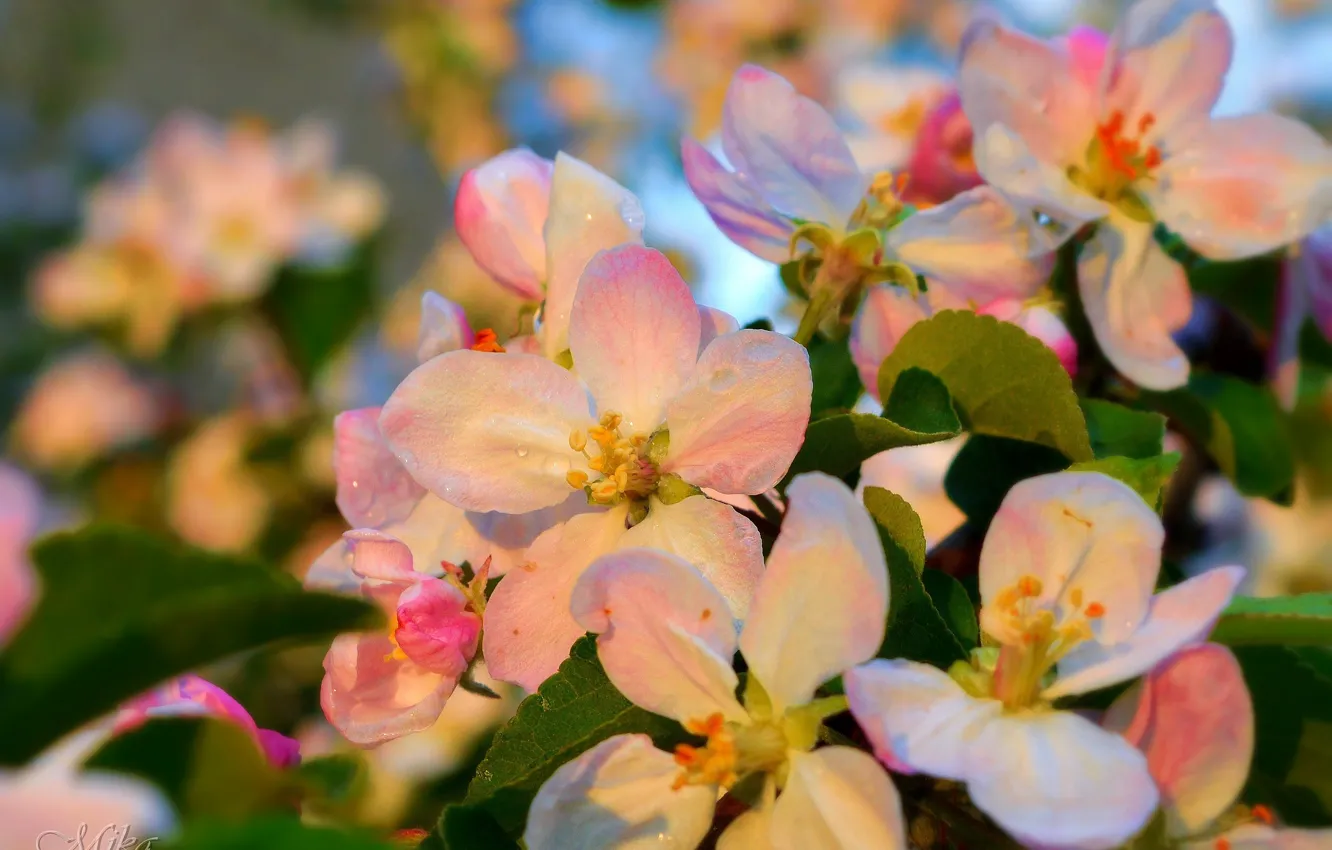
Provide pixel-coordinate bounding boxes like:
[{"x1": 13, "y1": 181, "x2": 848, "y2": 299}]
[
  {"x1": 709, "y1": 367, "x2": 739, "y2": 392},
  {"x1": 515, "y1": 445, "x2": 530, "y2": 458},
  {"x1": 544, "y1": 455, "x2": 570, "y2": 476},
  {"x1": 618, "y1": 196, "x2": 646, "y2": 230}
]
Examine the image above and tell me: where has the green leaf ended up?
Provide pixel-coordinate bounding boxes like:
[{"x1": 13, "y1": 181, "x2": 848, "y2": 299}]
[
  {"x1": 1236, "y1": 646, "x2": 1332, "y2": 826},
  {"x1": 921, "y1": 570, "x2": 979, "y2": 650},
  {"x1": 1140, "y1": 373, "x2": 1295, "y2": 502},
  {"x1": 438, "y1": 635, "x2": 690, "y2": 845},
  {"x1": 161, "y1": 816, "x2": 397, "y2": 850},
  {"x1": 883, "y1": 367, "x2": 960, "y2": 435},
  {"x1": 944, "y1": 436, "x2": 1068, "y2": 528},
  {"x1": 438, "y1": 805, "x2": 520, "y2": 850},
  {"x1": 779, "y1": 411, "x2": 958, "y2": 490},
  {"x1": 808, "y1": 334, "x2": 864, "y2": 415},
  {"x1": 264, "y1": 238, "x2": 379, "y2": 382},
  {"x1": 1080, "y1": 399, "x2": 1165, "y2": 459},
  {"x1": 1211, "y1": 595, "x2": 1332, "y2": 646},
  {"x1": 297, "y1": 754, "x2": 370, "y2": 815},
  {"x1": 1067, "y1": 454, "x2": 1181, "y2": 512},
  {"x1": 86, "y1": 717, "x2": 292, "y2": 817},
  {"x1": 863, "y1": 487, "x2": 967, "y2": 668},
  {"x1": 878, "y1": 310, "x2": 1093, "y2": 462},
  {"x1": 0, "y1": 525, "x2": 381, "y2": 765}
]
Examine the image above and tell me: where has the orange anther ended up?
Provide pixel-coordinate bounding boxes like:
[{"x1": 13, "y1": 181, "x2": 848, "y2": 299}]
[
  {"x1": 1252, "y1": 804, "x2": 1274, "y2": 825},
  {"x1": 470, "y1": 328, "x2": 505, "y2": 353},
  {"x1": 1084, "y1": 602, "x2": 1106, "y2": 619},
  {"x1": 1216, "y1": 839, "x2": 1231, "y2": 850},
  {"x1": 1144, "y1": 147, "x2": 1162, "y2": 169},
  {"x1": 1137, "y1": 113, "x2": 1156, "y2": 134},
  {"x1": 1017, "y1": 576, "x2": 1044, "y2": 598}
]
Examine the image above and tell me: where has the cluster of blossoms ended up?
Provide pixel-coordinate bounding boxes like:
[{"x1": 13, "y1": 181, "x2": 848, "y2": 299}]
[
  {"x1": 31, "y1": 116, "x2": 385, "y2": 357},
  {"x1": 287, "y1": 0, "x2": 1332, "y2": 847}
]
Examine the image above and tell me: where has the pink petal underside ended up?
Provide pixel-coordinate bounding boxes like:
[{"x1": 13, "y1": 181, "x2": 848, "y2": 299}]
[
  {"x1": 680, "y1": 136, "x2": 793, "y2": 264},
  {"x1": 333, "y1": 407, "x2": 426, "y2": 529},
  {"x1": 320, "y1": 632, "x2": 455, "y2": 746},
  {"x1": 393, "y1": 578, "x2": 482, "y2": 676},
  {"x1": 454, "y1": 147, "x2": 552, "y2": 301}
]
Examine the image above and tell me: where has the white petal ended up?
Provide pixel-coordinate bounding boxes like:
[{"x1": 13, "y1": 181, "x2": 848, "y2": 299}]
[
  {"x1": 569, "y1": 245, "x2": 701, "y2": 433},
  {"x1": 1104, "y1": 0, "x2": 1232, "y2": 146},
  {"x1": 417, "y1": 291, "x2": 475, "y2": 363},
  {"x1": 541, "y1": 153, "x2": 645, "y2": 359},
  {"x1": 482, "y1": 508, "x2": 628, "y2": 691},
  {"x1": 850, "y1": 285, "x2": 932, "y2": 402},
  {"x1": 460, "y1": 493, "x2": 592, "y2": 576},
  {"x1": 1046, "y1": 565, "x2": 1244, "y2": 699},
  {"x1": 0, "y1": 770, "x2": 175, "y2": 849},
  {"x1": 333, "y1": 407, "x2": 425, "y2": 529},
  {"x1": 770, "y1": 748, "x2": 908, "y2": 850},
  {"x1": 1077, "y1": 212, "x2": 1192, "y2": 390},
  {"x1": 344, "y1": 529, "x2": 417, "y2": 582},
  {"x1": 697, "y1": 305, "x2": 740, "y2": 358},
  {"x1": 681, "y1": 137, "x2": 794, "y2": 264},
  {"x1": 972, "y1": 123, "x2": 1109, "y2": 230},
  {"x1": 740, "y1": 473, "x2": 888, "y2": 712},
  {"x1": 721, "y1": 65, "x2": 866, "y2": 228},
  {"x1": 1148, "y1": 114, "x2": 1332, "y2": 260},
  {"x1": 716, "y1": 790, "x2": 774, "y2": 850},
  {"x1": 966, "y1": 711, "x2": 1159, "y2": 850},
  {"x1": 380, "y1": 350, "x2": 592, "y2": 513},
  {"x1": 958, "y1": 19, "x2": 1100, "y2": 168},
  {"x1": 844, "y1": 659, "x2": 1000, "y2": 779},
  {"x1": 664, "y1": 330, "x2": 812, "y2": 496},
  {"x1": 887, "y1": 185, "x2": 1056, "y2": 304},
  {"x1": 619, "y1": 495, "x2": 763, "y2": 619},
  {"x1": 525, "y1": 734, "x2": 717, "y2": 850},
  {"x1": 572, "y1": 548, "x2": 747, "y2": 724},
  {"x1": 980, "y1": 471, "x2": 1164, "y2": 647}
]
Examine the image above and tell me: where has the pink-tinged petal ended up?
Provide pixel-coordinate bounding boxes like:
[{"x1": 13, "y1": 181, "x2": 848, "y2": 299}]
[
  {"x1": 256, "y1": 729, "x2": 301, "y2": 769},
  {"x1": 966, "y1": 710, "x2": 1159, "y2": 850},
  {"x1": 618, "y1": 495, "x2": 763, "y2": 619},
  {"x1": 525, "y1": 734, "x2": 717, "y2": 850},
  {"x1": 1148, "y1": 114, "x2": 1332, "y2": 261},
  {"x1": 344, "y1": 529, "x2": 418, "y2": 583},
  {"x1": 0, "y1": 463, "x2": 41, "y2": 541},
  {"x1": 505, "y1": 333, "x2": 541, "y2": 355},
  {"x1": 1304, "y1": 227, "x2": 1332, "y2": 339},
  {"x1": 572, "y1": 548, "x2": 746, "y2": 724},
  {"x1": 380, "y1": 350, "x2": 591, "y2": 514},
  {"x1": 393, "y1": 578, "x2": 481, "y2": 676},
  {"x1": 461, "y1": 493, "x2": 593, "y2": 577},
  {"x1": 857, "y1": 440, "x2": 966, "y2": 549},
  {"x1": 320, "y1": 632, "x2": 455, "y2": 745},
  {"x1": 697, "y1": 304, "x2": 740, "y2": 357},
  {"x1": 454, "y1": 148, "x2": 552, "y2": 301},
  {"x1": 569, "y1": 246, "x2": 701, "y2": 433},
  {"x1": 888, "y1": 186, "x2": 1056, "y2": 304},
  {"x1": 850, "y1": 285, "x2": 932, "y2": 401},
  {"x1": 740, "y1": 473, "x2": 888, "y2": 712},
  {"x1": 0, "y1": 546, "x2": 36, "y2": 648},
  {"x1": 979, "y1": 300, "x2": 1079, "y2": 377},
  {"x1": 1063, "y1": 26, "x2": 1110, "y2": 94},
  {"x1": 1103, "y1": 0, "x2": 1232, "y2": 147},
  {"x1": 664, "y1": 330, "x2": 812, "y2": 496},
  {"x1": 1104, "y1": 644, "x2": 1252, "y2": 835},
  {"x1": 681, "y1": 137, "x2": 794, "y2": 264},
  {"x1": 845, "y1": 659, "x2": 1000, "y2": 779},
  {"x1": 716, "y1": 785, "x2": 774, "y2": 850},
  {"x1": 1078, "y1": 212, "x2": 1192, "y2": 389},
  {"x1": 902, "y1": 92, "x2": 983, "y2": 207},
  {"x1": 305, "y1": 538, "x2": 358, "y2": 594},
  {"x1": 958, "y1": 19, "x2": 1100, "y2": 168},
  {"x1": 972, "y1": 123, "x2": 1110, "y2": 230},
  {"x1": 1046, "y1": 565, "x2": 1244, "y2": 699},
  {"x1": 417, "y1": 291, "x2": 475, "y2": 363},
  {"x1": 720, "y1": 65, "x2": 866, "y2": 228},
  {"x1": 333, "y1": 407, "x2": 426, "y2": 529},
  {"x1": 541, "y1": 153, "x2": 645, "y2": 360},
  {"x1": 980, "y1": 471, "x2": 1164, "y2": 646},
  {"x1": 483, "y1": 508, "x2": 628, "y2": 691},
  {"x1": 771, "y1": 748, "x2": 908, "y2": 850}
]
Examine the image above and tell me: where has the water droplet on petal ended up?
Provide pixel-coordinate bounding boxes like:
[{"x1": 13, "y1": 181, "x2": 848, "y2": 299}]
[
  {"x1": 515, "y1": 445, "x2": 529, "y2": 458},
  {"x1": 618, "y1": 196, "x2": 645, "y2": 230},
  {"x1": 709, "y1": 367, "x2": 739, "y2": 392},
  {"x1": 544, "y1": 455, "x2": 570, "y2": 476}
]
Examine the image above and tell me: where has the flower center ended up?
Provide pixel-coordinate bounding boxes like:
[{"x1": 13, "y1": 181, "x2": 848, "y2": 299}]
[
  {"x1": 879, "y1": 97, "x2": 929, "y2": 140},
  {"x1": 565, "y1": 411, "x2": 663, "y2": 507},
  {"x1": 981, "y1": 574, "x2": 1106, "y2": 710},
  {"x1": 672, "y1": 713, "x2": 787, "y2": 791},
  {"x1": 1069, "y1": 110, "x2": 1161, "y2": 215}
]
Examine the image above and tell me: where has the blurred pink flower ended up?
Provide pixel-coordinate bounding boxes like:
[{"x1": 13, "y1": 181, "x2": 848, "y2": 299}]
[
  {"x1": 0, "y1": 464, "x2": 41, "y2": 647},
  {"x1": 12, "y1": 352, "x2": 160, "y2": 471},
  {"x1": 115, "y1": 674, "x2": 301, "y2": 769}
]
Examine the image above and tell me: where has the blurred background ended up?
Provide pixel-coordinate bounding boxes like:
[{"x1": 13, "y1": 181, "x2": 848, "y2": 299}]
[{"x1": 0, "y1": 0, "x2": 1329, "y2": 832}]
